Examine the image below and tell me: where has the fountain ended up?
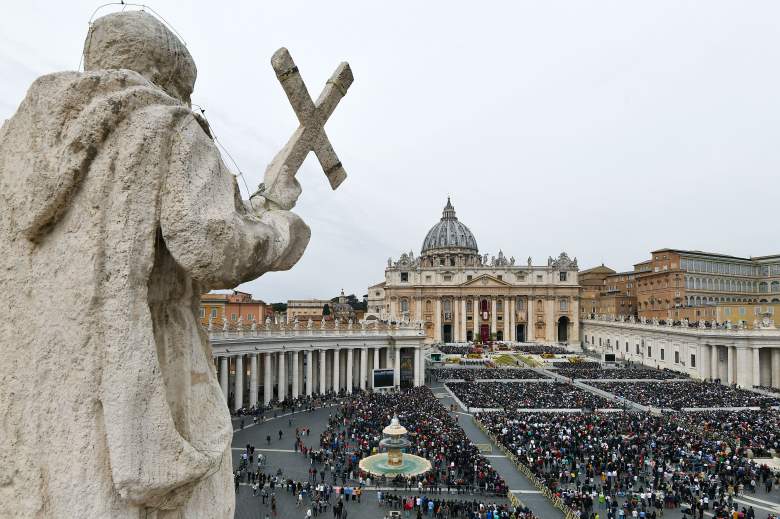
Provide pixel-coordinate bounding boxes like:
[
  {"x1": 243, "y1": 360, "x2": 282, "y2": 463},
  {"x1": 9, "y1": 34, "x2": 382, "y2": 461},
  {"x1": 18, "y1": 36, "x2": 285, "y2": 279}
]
[{"x1": 358, "y1": 415, "x2": 432, "y2": 477}]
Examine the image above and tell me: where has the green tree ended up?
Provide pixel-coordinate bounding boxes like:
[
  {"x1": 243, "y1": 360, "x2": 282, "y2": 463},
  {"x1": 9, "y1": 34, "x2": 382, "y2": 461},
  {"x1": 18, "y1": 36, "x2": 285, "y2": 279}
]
[{"x1": 322, "y1": 303, "x2": 331, "y2": 316}]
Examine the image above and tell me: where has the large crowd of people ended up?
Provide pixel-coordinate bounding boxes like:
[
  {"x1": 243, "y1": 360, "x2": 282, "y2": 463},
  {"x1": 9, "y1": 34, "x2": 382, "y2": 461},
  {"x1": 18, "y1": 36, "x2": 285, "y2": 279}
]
[
  {"x1": 588, "y1": 381, "x2": 780, "y2": 410},
  {"x1": 431, "y1": 368, "x2": 548, "y2": 381},
  {"x1": 686, "y1": 410, "x2": 780, "y2": 458},
  {"x1": 477, "y1": 410, "x2": 780, "y2": 519},
  {"x1": 548, "y1": 361, "x2": 602, "y2": 370},
  {"x1": 378, "y1": 493, "x2": 539, "y2": 518},
  {"x1": 319, "y1": 386, "x2": 509, "y2": 497},
  {"x1": 553, "y1": 367, "x2": 686, "y2": 380},
  {"x1": 438, "y1": 345, "x2": 473, "y2": 354},
  {"x1": 446, "y1": 381, "x2": 618, "y2": 410},
  {"x1": 514, "y1": 344, "x2": 569, "y2": 354}
]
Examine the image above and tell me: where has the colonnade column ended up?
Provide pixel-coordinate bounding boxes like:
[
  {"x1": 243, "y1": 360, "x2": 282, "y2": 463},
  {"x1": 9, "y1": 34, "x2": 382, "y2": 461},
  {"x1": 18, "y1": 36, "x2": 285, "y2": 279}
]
[
  {"x1": 291, "y1": 351, "x2": 299, "y2": 399},
  {"x1": 394, "y1": 347, "x2": 401, "y2": 387},
  {"x1": 249, "y1": 354, "x2": 258, "y2": 408},
  {"x1": 234, "y1": 355, "x2": 243, "y2": 411},
  {"x1": 346, "y1": 348, "x2": 354, "y2": 393},
  {"x1": 752, "y1": 348, "x2": 761, "y2": 388},
  {"x1": 264, "y1": 352, "x2": 272, "y2": 405},
  {"x1": 219, "y1": 356, "x2": 228, "y2": 402},
  {"x1": 414, "y1": 348, "x2": 422, "y2": 386},
  {"x1": 277, "y1": 351, "x2": 286, "y2": 401},
  {"x1": 360, "y1": 348, "x2": 368, "y2": 390},
  {"x1": 319, "y1": 349, "x2": 327, "y2": 395},
  {"x1": 374, "y1": 347, "x2": 380, "y2": 370},
  {"x1": 333, "y1": 348, "x2": 340, "y2": 393},
  {"x1": 491, "y1": 298, "x2": 497, "y2": 339},
  {"x1": 306, "y1": 350, "x2": 313, "y2": 396},
  {"x1": 699, "y1": 345, "x2": 710, "y2": 381},
  {"x1": 710, "y1": 345, "x2": 719, "y2": 381},
  {"x1": 772, "y1": 349, "x2": 780, "y2": 389},
  {"x1": 727, "y1": 346, "x2": 736, "y2": 385}
]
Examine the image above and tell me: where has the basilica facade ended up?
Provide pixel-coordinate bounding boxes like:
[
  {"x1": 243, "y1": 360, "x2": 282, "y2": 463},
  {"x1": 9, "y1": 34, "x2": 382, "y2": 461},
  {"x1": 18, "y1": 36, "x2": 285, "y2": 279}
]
[{"x1": 367, "y1": 198, "x2": 580, "y2": 344}]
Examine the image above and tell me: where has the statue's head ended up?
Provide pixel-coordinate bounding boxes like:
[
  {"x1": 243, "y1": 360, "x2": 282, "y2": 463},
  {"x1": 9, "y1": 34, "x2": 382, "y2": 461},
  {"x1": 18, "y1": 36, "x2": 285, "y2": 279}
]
[{"x1": 83, "y1": 11, "x2": 197, "y2": 105}]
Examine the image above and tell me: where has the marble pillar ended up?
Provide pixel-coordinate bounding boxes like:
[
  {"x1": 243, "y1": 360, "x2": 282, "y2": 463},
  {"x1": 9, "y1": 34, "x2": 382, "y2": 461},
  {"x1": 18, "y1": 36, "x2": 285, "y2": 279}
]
[
  {"x1": 491, "y1": 298, "x2": 497, "y2": 338},
  {"x1": 360, "y1": 348, "x2": 367, "y2": 390},
  {"x1": 772, "y1": 349, "x2": 780, "y2": 389},
  {"x1": 752, "y1": 348, "x2": 761, "y2": 388},
  {"x1": 319, "y1": 349, "x2": 327, "y2": 395},
  {"x1": 234, "y1": 355, "x2": 243, "y2": 411},
  {"x1": 249, "y1": 354, "x2": 258, "y2": 408},
  {"x1": 461, "y1": 299, "x2": 467, "y2": 342},
  {"x1": 346, "y1": 348, "x2": 354, "y2": 393},
  {"x1": 394, "y1": 347, "x2": 401, "y2": 387},
  {"x1": 727, "y1": 346, "x2": 736, "y2": 385},
  {"x1": 219, "y1": 356, "x2": 228, "y2": 402},
  {"x1": 710, "y1": 345, "x2": 719, "y2": 381},
  {"x1": 306, "y1": 350, "x2": 313, "y2": 396},
  {"x1": 473, "y1": 297, "x2": 480, "y2": 340},
  {"x1": 277, "y1": 351, "x2": 286, "y2": 401},
  {"x1": 291, "y1": 351, "x2": 299, "y2": 399},
  {"x1": 264, "y1": 352, "x2": 272, "y2": 405},
  {"x1": 333, "y1": 348, "x2": 340, "y2": 393},
  {"x1": 434, "y1": 298, "x2": 442, "y2": 343},
  {"x1": 414, "y1": 348, "x2": 422, "y2": 386}
]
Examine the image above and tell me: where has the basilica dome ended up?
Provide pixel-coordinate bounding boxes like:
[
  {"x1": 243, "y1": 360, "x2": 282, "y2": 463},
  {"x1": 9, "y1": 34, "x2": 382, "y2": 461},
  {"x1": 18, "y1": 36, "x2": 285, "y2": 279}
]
[{"x1": 421, "y1": 198, "x2": 478, "y2": 255}]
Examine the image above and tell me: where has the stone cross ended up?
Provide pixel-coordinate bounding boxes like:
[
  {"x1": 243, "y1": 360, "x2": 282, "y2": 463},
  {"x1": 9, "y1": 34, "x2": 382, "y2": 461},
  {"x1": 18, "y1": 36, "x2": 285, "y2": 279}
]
[{"x1": 254, "y1": 48, "x2": 354, "y2": 210}]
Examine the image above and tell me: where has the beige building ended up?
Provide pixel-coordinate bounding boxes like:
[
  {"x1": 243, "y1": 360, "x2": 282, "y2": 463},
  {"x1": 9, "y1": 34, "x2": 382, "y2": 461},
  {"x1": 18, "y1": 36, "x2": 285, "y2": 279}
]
[
  {"x1": 369, "y1": 198, "x2": 580, "y2": 344},
  {"x1": 286, "y1": 299, "x2": 329, "y2": 321}
]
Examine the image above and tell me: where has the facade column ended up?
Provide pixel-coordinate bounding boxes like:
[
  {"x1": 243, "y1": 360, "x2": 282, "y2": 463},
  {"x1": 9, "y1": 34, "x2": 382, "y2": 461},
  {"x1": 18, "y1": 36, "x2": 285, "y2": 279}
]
[
  {"x1": 771, "y1": 349, "x2": 780, "y2": 389},
  {"x1": 491, "y1": 297, "x2": 498, "y2": 339},
  {"x1": 699, "y1": 345, "x2": 710, "y2": 381},
  {"x1": 306, "y1": 350, "x2": 313, "y2": 396},
  {"x1": 453, "y1": 298, "x2": 460, "y2": 342},
  {"x1": 319, "y1": 349, "x2": 327, "y2": 395},
  {"x1": 374, "y1": 347, "x2": 381, "y2": 370},
  {"x1": 277, "y1": 351, "x2": 286, "y2": 401},
  {"x1": 219, "y1": 356, "x2": 228, "y2": 402},
  {"x1": 415, "y1": 297, "x2": 422, "y2": 322},
  {"x1": 459, "y1": 297, "x2": 467, "y2": 342},
  {"x1": 545, "y1": 297, "x2": 555, "y2": 342},
  {"x1": 291, "y1": 351, "x2": 299, "y2": 399},
  {"x1": 752, "y1": 348, "x2": 761, "y2": 388},
  {"x1": 434, "y1": 298, "x2": 442, "y2": 343},
  {"x1": 394, "y1": 346, "x2": 401, "y2": 387},
  {"x1": 333, "y1": 348, "x2": 340, "y2": 393},
  {"x1": 503, "y1": 298, "x2": 510, "y2": 340},
  {"x1": 234, "y1": 355, "x2": 244, "y2": 411},
  {"x1": 346, "y1": 348, "x2": 354, "y2": 393},
  {"x1": 249, "y1": 354, "x2": 258, "y2": 408},
  {"x1": 473, "y1": 297, "x2": 480, "y2": 340},
  {"x1": 264, "y1": 352, "x2": 272, "y2": 405},
  {"x1": 528, "y1": 296, "x2": 536, "y2": 342}
]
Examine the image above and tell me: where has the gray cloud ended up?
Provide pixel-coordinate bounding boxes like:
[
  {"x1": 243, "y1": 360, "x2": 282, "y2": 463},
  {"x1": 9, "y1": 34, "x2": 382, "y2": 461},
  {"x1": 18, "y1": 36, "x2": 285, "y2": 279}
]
[{"x1": 2, "y1": 1, "x2": 778, "y2": 302}]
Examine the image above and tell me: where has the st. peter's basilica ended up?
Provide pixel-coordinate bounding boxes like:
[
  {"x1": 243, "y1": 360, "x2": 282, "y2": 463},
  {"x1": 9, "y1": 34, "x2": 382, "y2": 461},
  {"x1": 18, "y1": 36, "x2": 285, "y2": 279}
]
[{"x1": 367, "y1": 198, "x2": 580, "y2": 344}]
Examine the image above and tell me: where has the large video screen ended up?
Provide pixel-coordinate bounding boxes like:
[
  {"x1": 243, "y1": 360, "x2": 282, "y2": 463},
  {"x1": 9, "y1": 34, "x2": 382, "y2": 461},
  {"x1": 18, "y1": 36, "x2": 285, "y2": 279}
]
[
  {"x1": 373, "y1": 368, "x2": 395, "y2": 388},
  {"x1": 604, "y1": 353, "x2": 616, "y2": 362}
]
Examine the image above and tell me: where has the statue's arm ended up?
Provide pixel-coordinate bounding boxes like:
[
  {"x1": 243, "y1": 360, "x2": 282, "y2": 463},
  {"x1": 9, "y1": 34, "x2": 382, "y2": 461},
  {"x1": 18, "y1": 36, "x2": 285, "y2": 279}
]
[{"x1": 160, "y1": 117, "x2": 311, "y2": 289}]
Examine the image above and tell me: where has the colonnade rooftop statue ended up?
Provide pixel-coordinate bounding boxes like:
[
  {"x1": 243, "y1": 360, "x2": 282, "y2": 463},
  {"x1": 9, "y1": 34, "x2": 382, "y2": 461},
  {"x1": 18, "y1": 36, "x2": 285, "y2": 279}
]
[{"x1": 0, "y1": 10, "x2": 352, "y2": 519}]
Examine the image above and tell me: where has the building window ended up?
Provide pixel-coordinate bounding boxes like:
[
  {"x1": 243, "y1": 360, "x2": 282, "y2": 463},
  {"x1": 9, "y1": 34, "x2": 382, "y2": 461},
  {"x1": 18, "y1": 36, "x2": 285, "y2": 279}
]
[
  {"x1": 210, "y1": 308, "x2": 217, "y2": 318},
  {"x1": 400, "y1": 299, "x2": 409, "y2": 314},
  {"x1": 674, "y1": 351, "x2": 680, "y2": 364},
  {"x1": 660, "y1": 349, "x2": 665, "y2": 360},
  {"x1": 647, "y1": 346, "x2": 652, "y2": 358},
  {"x1": 400, "y1": 272, "x2": 409, "y2": 282},
  {"x1": 497, "y1": 275, "x2": 503, "y2": 281},
  {"x1": 497, "y1": 300, "x2": 503, "y2": 312},
  {"x1": 690, "y1": 354, "x2": 696, "y2": 367},
  {"x1": 443, "y1": 275, "x2": 452, "y2": 281},
  {"x1": 466, "y1": 301, "x2": 472, "y2": 312},
  {"x1": 560, "y1": 299, "x2": 569, "y2": 311},
  {"x1": 560, "y1": 272, "x2": 567, "y2": 281},
  {"x1": 467, "y1": 275, "x2": 473, "y2": 281},
  {"x1": 636, "y1": 344, "x2": 640, "y2": 354},
  {"x1": 247, "y1": 314, "x2": 254, "y2": 321},
  {"x1": 536, "y1": 275, "x2": 543, "y2": 282},
  {"x1": 375, "y1": 291, "x2": 380, "y2": 296},
  {"x1": 516, "y1": 297, "x2": 525, "y2": 310},
  {"x1": 425, "y1": 275, "x2": 431, "y2": 282},
  {"x1": 200, "y1": 308, "x2": 205, "y2": 318},
  {"x1": 231, "y1": 313, "x2": 237, "y2": 321}
]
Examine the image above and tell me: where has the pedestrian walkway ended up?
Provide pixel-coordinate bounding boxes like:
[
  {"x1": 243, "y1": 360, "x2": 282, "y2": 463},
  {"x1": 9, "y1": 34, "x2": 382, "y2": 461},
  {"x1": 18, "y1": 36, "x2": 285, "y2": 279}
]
[{"x1": 430, "y1": 382, "x2": 565, "y2": 519}]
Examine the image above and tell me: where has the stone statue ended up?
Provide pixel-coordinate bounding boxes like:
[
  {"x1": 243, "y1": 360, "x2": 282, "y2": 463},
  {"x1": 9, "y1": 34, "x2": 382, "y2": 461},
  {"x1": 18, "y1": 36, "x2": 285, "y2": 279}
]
[
  {"x1": 509, "y1": 256, "x2": 515, "y2": 266},
  {"x1": 388, "y1": 257, "x2": 392, "y2": 267},
  {"x1": 223, "y1": 319, "x2": 231, "y2": 332},
  {"x1": 265, "y1": 316, "x2": 273, "y2": 330},
  {"x1": 251, "y1": 320, "x2": 257, "y2": 332},
  {"x1": 320, "y1": 318, "x2": 326, "y2": 330},
  {"x1": 208, "y1": 316, "x2": 214, "y2": 331},
  {"x1": 0, "y1": 11, "x2": 351, "y2": 519},
  {"x1": 527, "y1": 256, "x2": 532, "y2": 266},
  {"x1": 725, "y1": 320, "x2": 732, "y2": 330},
  {"x1": 293, "y1": 317, "x2": 299, "y2": 330},
  {"x1": 307, "y1": 318, "x2": 313, "y2": 329}
]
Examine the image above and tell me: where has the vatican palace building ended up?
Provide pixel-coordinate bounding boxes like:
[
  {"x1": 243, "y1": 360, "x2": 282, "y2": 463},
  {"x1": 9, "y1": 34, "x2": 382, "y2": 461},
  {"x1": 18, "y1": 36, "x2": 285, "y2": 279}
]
[{"x1": 367, "y1": 198, "x2": 581, "y2": 344}]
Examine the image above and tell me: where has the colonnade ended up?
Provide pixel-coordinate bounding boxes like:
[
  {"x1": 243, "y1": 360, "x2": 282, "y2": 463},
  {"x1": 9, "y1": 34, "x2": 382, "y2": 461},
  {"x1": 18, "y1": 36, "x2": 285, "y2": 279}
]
[
  {"x1": 214, "y1": 345, "x2": 425, "y2": 411},
  {"x1": 700, "y1": 344, "x2": 780, "y2": 389}
]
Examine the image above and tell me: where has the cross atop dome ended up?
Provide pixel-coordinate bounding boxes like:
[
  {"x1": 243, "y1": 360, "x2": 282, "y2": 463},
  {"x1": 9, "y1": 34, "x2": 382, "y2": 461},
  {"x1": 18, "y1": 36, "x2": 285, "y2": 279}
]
[{"x1": 442, "y1": 196, "x2": 456, "y2": 219}]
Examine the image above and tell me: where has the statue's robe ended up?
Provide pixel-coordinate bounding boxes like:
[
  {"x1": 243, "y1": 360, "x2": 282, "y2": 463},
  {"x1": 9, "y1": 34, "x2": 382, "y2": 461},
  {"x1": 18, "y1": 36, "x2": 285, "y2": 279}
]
[{"x1": 0, "y1": 69, "x2": 308, "y2": 518}]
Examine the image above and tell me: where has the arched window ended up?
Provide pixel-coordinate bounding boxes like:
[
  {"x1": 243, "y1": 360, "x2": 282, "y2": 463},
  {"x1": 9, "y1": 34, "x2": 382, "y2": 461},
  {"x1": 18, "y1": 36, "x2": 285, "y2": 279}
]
[
  {"x1": 481, "y1": 299, "x2": 489, "y2": 313},
  {"x1": 466, "y1": 301, "x2": 472, "y2": 312},
  {"x1": 497, "y1": 299, "x2": 503, "y2": 312},
  {"x1": 772, "y1": 281, "x2": 780, "y2": 293},
  {"x1": 516, "y1": 297, "x2": 525, "y2": 310},
  {"x1": 425, "y1": 300, "x2": 432, "y2": 312},
  {"x1": 443, "y1": 299, "x2": 452, "y2": 313},
  {"x1": 400, "y1": 298, "x2": 409, "y2": 314},
  {"x1": 759, "y1": 282, "x2": 769, "y2": 293}
]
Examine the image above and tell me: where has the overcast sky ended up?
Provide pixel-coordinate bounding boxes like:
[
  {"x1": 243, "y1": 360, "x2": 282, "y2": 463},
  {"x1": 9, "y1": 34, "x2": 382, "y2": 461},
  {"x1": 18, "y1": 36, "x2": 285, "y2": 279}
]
[{"x1": 2, "y1": 1, "x2": 778, "y2": 303}]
